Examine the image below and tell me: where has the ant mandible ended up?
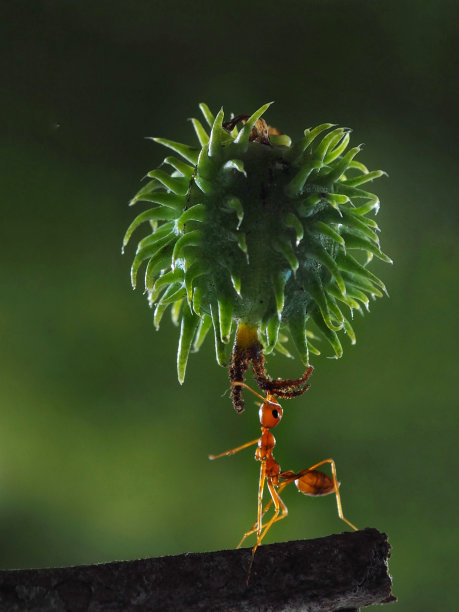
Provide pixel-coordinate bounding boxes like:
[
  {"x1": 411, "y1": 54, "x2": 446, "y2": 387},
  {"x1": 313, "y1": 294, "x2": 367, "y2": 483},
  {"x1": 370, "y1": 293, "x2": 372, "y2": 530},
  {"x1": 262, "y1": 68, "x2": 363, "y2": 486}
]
[{"x1": 209, "y1": 371, "x2": 358, "y2": 568}]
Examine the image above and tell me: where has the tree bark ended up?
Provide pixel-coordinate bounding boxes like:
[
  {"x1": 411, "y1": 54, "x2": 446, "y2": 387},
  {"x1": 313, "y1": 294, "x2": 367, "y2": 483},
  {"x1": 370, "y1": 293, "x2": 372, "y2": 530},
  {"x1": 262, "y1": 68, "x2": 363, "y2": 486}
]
[{"x1": 0, "y1": 528, "x2": 395, "y2": 611}]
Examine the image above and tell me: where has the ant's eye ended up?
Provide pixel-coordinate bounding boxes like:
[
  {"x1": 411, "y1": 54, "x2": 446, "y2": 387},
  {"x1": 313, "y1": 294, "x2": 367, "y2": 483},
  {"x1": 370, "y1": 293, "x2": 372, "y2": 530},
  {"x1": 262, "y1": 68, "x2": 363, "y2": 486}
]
[{"x1": 272, "y1": 409, "x2": 279, "y2": 419}]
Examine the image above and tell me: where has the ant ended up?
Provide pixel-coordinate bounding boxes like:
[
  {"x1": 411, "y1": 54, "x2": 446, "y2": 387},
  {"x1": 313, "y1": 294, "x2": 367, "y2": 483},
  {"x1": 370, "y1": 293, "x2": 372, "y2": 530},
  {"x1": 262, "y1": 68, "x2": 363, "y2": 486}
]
[{"x1": 209, "y1": 373, "x2": 358, "y2": 577}]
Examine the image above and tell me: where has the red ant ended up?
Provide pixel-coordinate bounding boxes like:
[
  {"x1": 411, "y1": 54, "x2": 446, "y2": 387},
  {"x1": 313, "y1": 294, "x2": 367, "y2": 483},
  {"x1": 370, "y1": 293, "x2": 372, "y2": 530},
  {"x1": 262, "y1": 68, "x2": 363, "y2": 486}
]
[{"x1": 209, "y1": 372, "x2": 358, "y2": 574}]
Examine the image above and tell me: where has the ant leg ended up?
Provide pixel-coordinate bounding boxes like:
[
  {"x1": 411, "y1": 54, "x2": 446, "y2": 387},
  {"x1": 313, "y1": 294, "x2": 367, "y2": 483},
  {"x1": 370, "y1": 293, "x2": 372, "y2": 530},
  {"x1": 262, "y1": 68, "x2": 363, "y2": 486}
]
[
  {"x1": 208, "y1": 438, "x2": 259, "y2": 460},
  {"x1": 236, "y1": 461, "x2": 267, "y2": 549},
  {"x1": 251, "y1": 479, "x2": 288, "y2": 556},
  {"x1": 243, "y1": 479, "x2": 288, "y2": 585},
  {"x1": 238, "y1": 479, "x2": 291, "y2": 541},
  {"x1": 294, "y1": 458, "x2": 358, "y2": 531}
]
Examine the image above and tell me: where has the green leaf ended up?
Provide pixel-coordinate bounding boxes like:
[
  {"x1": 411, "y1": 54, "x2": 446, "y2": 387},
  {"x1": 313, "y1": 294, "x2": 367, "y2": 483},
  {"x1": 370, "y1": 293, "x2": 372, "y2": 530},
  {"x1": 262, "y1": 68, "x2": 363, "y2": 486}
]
[
  {"x1": 190, "y1": 117, "x2": 209, "y2": 146},
  {"x1": 177, "y1": 308, "x2": 200, "y2": 384},
  {"x1": 288, "y1": 309, "x2": 309, "y2": 366},
  {"x1": 151, "y1": 137, "x2": 199, "y2": 165},
  {"x1": 122, "y1": 207, "x2": 176, "y2": 250},
  {"x1": 199, "y1": 102, "x2": 215, "y2": 128},
  {"x1": 193, "y1": 315, "x2": 213, "y2": 352},
  {"x1": 177, "y1": 204, "x2": 206, "y2": 230}
]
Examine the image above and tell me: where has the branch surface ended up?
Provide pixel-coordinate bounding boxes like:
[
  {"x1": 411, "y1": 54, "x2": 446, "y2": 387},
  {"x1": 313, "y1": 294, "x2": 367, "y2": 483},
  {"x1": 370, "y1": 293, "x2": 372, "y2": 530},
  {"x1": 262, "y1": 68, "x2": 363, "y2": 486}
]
[{"x1": 0, "y1": 528, "x2": 395, "y2": 611}]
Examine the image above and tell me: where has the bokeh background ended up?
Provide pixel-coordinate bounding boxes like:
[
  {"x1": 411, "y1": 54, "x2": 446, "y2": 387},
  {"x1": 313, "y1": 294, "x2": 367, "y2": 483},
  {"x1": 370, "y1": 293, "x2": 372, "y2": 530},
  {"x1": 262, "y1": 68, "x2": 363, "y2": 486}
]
[{"x1": 1, "y1": 0, "x2": 457, "y2": 609}]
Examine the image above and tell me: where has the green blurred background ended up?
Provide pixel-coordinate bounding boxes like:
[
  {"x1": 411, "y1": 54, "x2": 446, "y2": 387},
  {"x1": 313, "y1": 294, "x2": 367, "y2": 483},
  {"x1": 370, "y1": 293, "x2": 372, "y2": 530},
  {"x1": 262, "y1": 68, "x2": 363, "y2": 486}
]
[{"x1": 1, "y1": 0, "x2": 457, "y2": 609}]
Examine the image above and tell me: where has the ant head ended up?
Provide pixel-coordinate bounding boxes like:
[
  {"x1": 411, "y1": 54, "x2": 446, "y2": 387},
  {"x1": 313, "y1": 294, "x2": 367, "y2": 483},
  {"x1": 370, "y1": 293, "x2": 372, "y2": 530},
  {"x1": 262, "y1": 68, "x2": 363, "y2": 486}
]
[{"x1": 259, "y1": 395, "x2": 283, "y2": 429}]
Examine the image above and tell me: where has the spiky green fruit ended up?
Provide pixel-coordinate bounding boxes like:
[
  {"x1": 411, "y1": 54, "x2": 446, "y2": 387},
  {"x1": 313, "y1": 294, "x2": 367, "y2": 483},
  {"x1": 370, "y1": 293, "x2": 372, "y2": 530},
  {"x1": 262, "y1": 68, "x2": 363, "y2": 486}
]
[{"x1": 124, "y1": 103, "x2": 390, "y2": 383}]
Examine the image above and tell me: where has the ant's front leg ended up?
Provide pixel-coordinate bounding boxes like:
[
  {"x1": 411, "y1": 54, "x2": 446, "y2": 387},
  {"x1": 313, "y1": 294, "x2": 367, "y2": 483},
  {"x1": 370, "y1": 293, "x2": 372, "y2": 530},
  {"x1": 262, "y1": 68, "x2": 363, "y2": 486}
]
[{"x1": 208, "y1": 438, "x2": 259, "y2": 460}]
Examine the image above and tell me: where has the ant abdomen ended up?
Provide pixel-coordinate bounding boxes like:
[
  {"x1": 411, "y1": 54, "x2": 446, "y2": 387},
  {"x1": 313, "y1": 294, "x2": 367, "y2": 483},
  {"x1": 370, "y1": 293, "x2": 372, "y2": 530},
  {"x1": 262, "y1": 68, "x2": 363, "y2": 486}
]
[{"x1": 295, "y1": 469, "x2": 336, "y2": 497}]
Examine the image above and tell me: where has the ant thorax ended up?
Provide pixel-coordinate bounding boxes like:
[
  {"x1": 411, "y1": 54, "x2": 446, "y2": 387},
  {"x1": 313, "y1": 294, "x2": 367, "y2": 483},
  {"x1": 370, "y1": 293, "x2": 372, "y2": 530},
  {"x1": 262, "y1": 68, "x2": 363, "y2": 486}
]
[{"x1": 256, "y1": 429, "x2": 275, "y2": 461}]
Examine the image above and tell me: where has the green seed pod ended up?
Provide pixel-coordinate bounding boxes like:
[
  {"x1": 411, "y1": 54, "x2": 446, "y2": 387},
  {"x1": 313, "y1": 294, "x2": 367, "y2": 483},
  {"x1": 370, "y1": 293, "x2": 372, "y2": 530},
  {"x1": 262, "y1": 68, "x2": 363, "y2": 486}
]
[{"x1": 124, "y1": 103, "x2": 390, "y2": 387}]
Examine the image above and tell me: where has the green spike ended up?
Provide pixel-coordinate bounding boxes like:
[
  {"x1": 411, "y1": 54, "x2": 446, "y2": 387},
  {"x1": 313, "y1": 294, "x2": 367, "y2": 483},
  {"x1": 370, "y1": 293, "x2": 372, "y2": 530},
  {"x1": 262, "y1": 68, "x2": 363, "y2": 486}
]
[
  {"x1": 177, "y1": 308, "x2": 200, "y2": 384},
  {"x1": 326, "y1": 208, "x2": 380, "y2": 243},
  {"x1": 218, "y1": 298, "x2": 234, "y2": 343},
  {"x1": 314, "y1": 127, "x2": 346, "y2": 161},
  {"x1": 163, "y1": 156, "x2": 194, "y2": 179},
  {"x1": 171, "y1": 299, "x2": 183, "y2": 327},
  {"x1": 305, "y1": 336, "x2": 321, "y2": 356},
  {"x1": 348, "y1": 160, "x2": 369, "y2": 173},
  {"x1": 343, "y1": 211, "x2": 380, "y2": 242},
  {"x1": 308, "y1": 244, "x2": 346, "y2": 297},
  {"x1": 130, "y1": 191, "x2": 184, "y2": 210},
  {"x1": 234, "y1": 102, "x2": 274, "y2": 150},
  {"x1": 137, "y1": 221, "x2": 175, "y2": 251},
  {"x1": 309, "y1": 281, "x2": 343, "y2": 332},
  {"x1": 288, "y1": 123, "x2": 334, "y2": 162},
  {"x1": 196, "y1": 144, "x2": 215, "y2": 181},
  {"x1": 172, "y1": 230, "x2": 203, "y2": 263},
  {"x1": 209, "y1": 303, "x2": 227, "y2": 366},
  {"x1": 342, "y1": 170, "x2": 387, "y2": 188},
  {"x1": 131, "y1": 232, "x2": 176, "y2": 289},
  {"x1": 273, "y1": 271, "x2": 288, "y2": 314},
  {"x1": 297, "y1": 193, "x2": 322, "y2": 217},
  {"x1": 284, "y1": 212, "x2": 304, "y2": 245},
  {"x1": 343, "y1": 316, "x2": 356, "y2": 344},
  {"x1": 194, "y1": 175, "x2": 213, "y2": 194},
  {"x1": 285, "y1": 158, "x2": 322, "y2": 197},
  {"x1": 324, "y1": 131, "x2": 351, "y2": 164},
  {"x1": 122, "y1": 207, "x2": 177, "y2": 251},
  {"x1": 288, "y1": 309, "x2": 309, "y2": 366},
  {"x1": 313, "y1": 221, "x2": 346, "y2": 250},
  {"x1": 340, "y1": 230, "x2": 392, "y2": 263},
  {"x1": 192, "y1": 284, "x2": 203, "y2": 315},
  {"x1": 274, "y1": 339, "x2": 294, "y2": 359},
  {"x1": 199, "y1": 102, "x2": 215, "y2": 128},
  {"x1": 177, "y1": 204, "x2": 206, "y2": 231},
  {"x1": 184, "y1": 260, "x2": 206, "y2": 302},
  {"x1": 327, "y1": 284, "x2": 360, "y2": 311},
  {"x1": 274, "y1": 237, "x2": 299, "y2": 272},
  {"x1": 312, "y1": 312, "x2": 343, "y2": 358},
  {"x1": 153, "y1": 302, "x2": 170, "y2": 330},
  {"x1": 266, "y1": 315, "x2": 281, "y2": 351},
  {"x1": 336, "y1": 182, "x2": 380, "y2": 202},
  {"x1": 344, "y1": 285, "x2": 370, "y2": 310},
  {"x1": 145, "y1": 248, "x2": 173, "y2": 291},
  {"x1": 129, "y1": 179, "x2": 162, "y2": 205},
  {"x1": 342, "y1": 271, "x2": 384, "y2": 299},
  {"x1": 190, "y1": 117, "x2": 209, "y2": 147},
  {"x1": 153, "y1": 283, "x2": 181, "y2": 329},
  {"x1": 208, "y1": 108, "x2": 227, "y2": 157},
  {"x1": 223, "y1": 159, "x2": 247, "y2": 176},
  {"x1": 230, "y1": 270, "x2": 242, "y2": 296},
  {"x1": 147, "y1": 169, "x2": 188, "y2": 195},
  {"x1": 150, "y1": 138, "x2": 199, "y2": 165},
  {"x1": 156, "y1": 283, "x2": 186, "y2": 305},
  {"x1": 352, "y1": 197, "x2": 380, "y2": 215},
  {"x1": 328, "y1": 193, "x2": 350, "y2": 205},
  {"x1": 225, "y1": 197, "x2": 244, "y2": 229},
  {"x1": 152, "y1": 268, "x2": 185, "y2": 296},
  {"x1": 337, "y1": 254, "x2": 387, "y2": 294},
  {"x1": 325, "y1": 293, "x2": 345, "y2": 326},
  {"x1": 193, "y1": 315, "x2": 213, "y2": 352},
  {"x1": 323, "y1": 146, "x2": 362, "y2": 185},
  {"x1": 237, "y1": 232, "x2": 249, "y2": 261}
]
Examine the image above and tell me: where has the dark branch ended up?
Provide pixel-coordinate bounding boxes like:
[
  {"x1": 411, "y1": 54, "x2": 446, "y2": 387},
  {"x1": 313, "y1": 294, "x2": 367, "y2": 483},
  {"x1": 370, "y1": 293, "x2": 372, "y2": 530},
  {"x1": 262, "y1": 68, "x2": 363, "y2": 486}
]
[{"x1": 0, "y1": 528, "x2": 395, "y2": 611}]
